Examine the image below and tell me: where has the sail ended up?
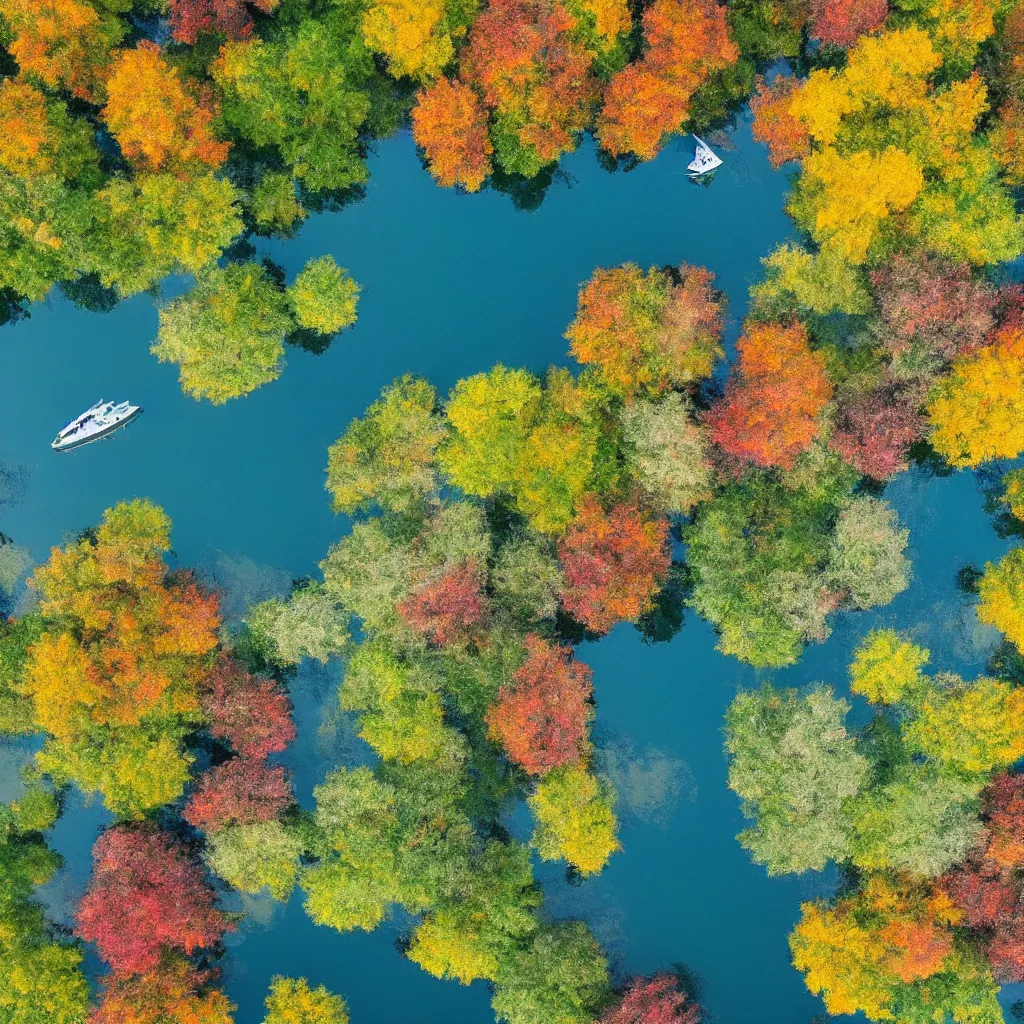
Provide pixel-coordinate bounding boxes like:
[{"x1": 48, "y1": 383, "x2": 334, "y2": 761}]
[{"x1": 688, "y1": 135, "x2": 723, "y2": 175}]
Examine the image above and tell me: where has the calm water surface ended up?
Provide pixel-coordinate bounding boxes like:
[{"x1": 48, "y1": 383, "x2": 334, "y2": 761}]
[{"x1": 2, "y1": 120, "x2": 1021, "y2": 1023}]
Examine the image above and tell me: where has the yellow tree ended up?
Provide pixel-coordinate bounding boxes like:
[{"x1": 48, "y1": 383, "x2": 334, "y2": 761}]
[
  {"x1": 103, "y1": 42, "x2": 229, "y2": 177},
  {"x1": 528, "y1": 766, "x2": 619, "y2": 876},
  {"x1": 928, "y1": 314, "x2": 1024, "y2": 466},
  {"x1": 790, "y1": 874, "x2": 963, "y2": 1020},
  {"x1": 21, "y1": 501, "x2": 221, "y2": 816},
  {"x1": 978, "y1": 548, "x2": 1024, "y2": 653},
  {"x1": 0, "y1": 0, "x2": 125, "y2": 101},
  {"x1": 362, "y1": 0, "x2": 477, "y2": 81},
  {"x1": 776, "y1": 27, "x2": 1022, "y2": 267}
]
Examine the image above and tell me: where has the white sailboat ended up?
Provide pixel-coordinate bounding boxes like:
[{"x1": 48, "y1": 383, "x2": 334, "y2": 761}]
[
  {"x1": 51, "y1": 399, "x2": 142, "y2": 452},
  {"x1": 687, "y1": 135, "x2": 722, "y2": 177}
]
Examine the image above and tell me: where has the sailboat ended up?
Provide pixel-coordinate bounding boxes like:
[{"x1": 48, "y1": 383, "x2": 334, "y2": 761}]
[{"x1": 687, "y1": 135, "x2": 722, "y2": 178}]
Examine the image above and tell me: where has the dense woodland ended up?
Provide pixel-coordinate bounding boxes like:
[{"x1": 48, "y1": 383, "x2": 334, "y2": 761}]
[{"x1": 2, "y1": 0, "x2": 1024, "y2": 1022}]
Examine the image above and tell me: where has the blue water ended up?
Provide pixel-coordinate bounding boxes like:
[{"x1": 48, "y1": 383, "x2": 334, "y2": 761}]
[{"x1": 2, "y1": 120, "x2": 1021, "y2": 1023}]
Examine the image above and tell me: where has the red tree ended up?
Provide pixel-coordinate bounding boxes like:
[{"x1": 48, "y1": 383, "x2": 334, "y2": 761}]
[
  {"x1": 600, "y1": 975, "x2": 701, "y2": 1024},
  {"x1": 461, "y1": 0, "x2": 598, "y2": 165},
  {"x1": 200, "y1": 657, "x2": 296, "y2": 758},
  {"x1": 183, "y1": 757, "x2": 292, "y2": 832},
  {"x1": 91, "y1": 959, "x2": 234, "y2": 1024},
  {"x1": 750, "y1": 75, "x2": 811, "y2": 168},
  {"x1": 830, "y1": 381, "x2": 926, "y2": 479},
  {"x1": 985, "y1": 773, "x2": 1024, "y2": 869},
  {"x1": 168, "y1": 0, "x2": 279, "y2": 44},
  {"x1": 870, "y1": 255, "x2": 997, "y2": 363},
  {"x1": 704, "y1": 322, "x2": 832, "y2": 470},
  {"x1": 486, "y1": 634, "x2": 593, "y2": 775},
  {"x1": 76, "y1": 827, "x2": 229, "y2": 974},
  {"x1": 941, "y1": 774, "x2": 1024, "y2": 982},
  {"x1": 398, "y1": 560, "x2": 487, "y2": 645},
  {"x1": 557, "y1": 497, "x2": 670, "y2": 634},
  {"x1": 809, "y1": 0, "x2": 888, "y2": 48}
]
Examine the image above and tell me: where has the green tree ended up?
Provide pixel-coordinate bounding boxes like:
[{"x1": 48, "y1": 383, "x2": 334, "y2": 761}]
[
  {"x1": 206, "y1": 821, "x2": 304, "y2": 900},
  {"x1": 826, "y1": 496, "x2": 910, "y2": 610},
  {"x1": 85, "y1": 173, "x2": 243, "y2": 297},
  {"x1": 247, "y1": 582, "x2": 350, "y2": 666},
  {"x1": 622, "y1": 393, "x2": 712, "y2": 514},
  {"x1": 213, "y1": 7, "x2": 376, "y2": 193},
  {"x1": 725, "y1": 685, "x2": 869, "y2": 875},
  {"x1": 0, "y1": 615, "x2": 44, "y2": 735},
  {"x1": 326, "y1": 376, "x2": 446, "y2": 515},
  {"x1": 491, "y1": 922, "x2": 611, "y2": 1024},
  {"x1": 288, "y1": 256, "x2": 360, "y2": 336},
  {"x1": 151, "y1": 262, "x2": 295, "y2": 404},
  {"x1": 407, "y1": 842, "x2": 541, "y2": 985},
  {"x1": 848, "y1": 763, "x2": 984, "y2": 877},
  {"x1": 491, "y1": 536, "x2": 563, "y2": 625}
]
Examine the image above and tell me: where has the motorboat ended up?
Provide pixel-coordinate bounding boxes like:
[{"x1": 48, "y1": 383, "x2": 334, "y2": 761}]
[
  {"x1": 51, "y1": 399, "x2": 142, "y2": 452},
  {"x1": 688, "y1": 135, "x2": 723, "y2": 177}
]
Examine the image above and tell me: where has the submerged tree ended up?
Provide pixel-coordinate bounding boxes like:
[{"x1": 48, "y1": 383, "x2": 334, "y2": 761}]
[
  {"x1": 565, "y1": 263, "x2": 725, "y2": 399},
  {"x1": 76, "y1": 826, "x2": 229, "y2": 974},
  {"x1": 725, "y1": 685, "x2": 869, "y2": 875}
]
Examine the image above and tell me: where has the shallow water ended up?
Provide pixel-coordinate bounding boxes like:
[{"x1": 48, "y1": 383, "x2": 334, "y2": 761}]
[{"x1": 2, "y1": 120, "x2": 1021, "y2": 1023}]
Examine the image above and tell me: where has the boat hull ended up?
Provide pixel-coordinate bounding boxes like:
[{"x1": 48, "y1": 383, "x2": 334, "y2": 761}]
[{"x1": 51, "y1": 407, "x2": 142, "y2": 452}]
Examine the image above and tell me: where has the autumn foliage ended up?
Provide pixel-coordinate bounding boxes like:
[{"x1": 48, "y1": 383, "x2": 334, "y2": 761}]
[
  {"x1": 0, "y1": 0, "x2": 121, "y2": 101},
  {"x1": 830, "y1": 381, "x2": 926, "y2": 480},
  {"x1": 168, "y1": 0, "x2": 280, "y2": 45},
  {"x1": 790, "y1": 874, "x2": 959, "y2": 1020},
  {"x1": 200, "y1": 656, "x2": 296, "y2": 759},
  {"x1": 91, "y1": 960, "x2": 235, "y2": 1024},
  {"x1": 398, "y1": 560, "x2": 488, "y2": 645},
  {"x1": 487, "y1": 635, "x2": 593, "y2": 775},
  {"x1": 597, "y1": 0, "x2": 738, "y2": 159},
  {"x1": 809, "y1": 0, "x2": 888, "y2": 48},
  {"x1": 565, "y1": 263, "x2": 724, "y2": 397},
  {"x1": 928, "y1": 307, "x2": 1024, "y2": 466},
  {"x1": 870, "y1": 256, "x2": 997, "y2": 364},
  {"x1": 76, "y1": 826, "x2": 229, "y2": 974},
  {"x1": 705, "y1": 322, "x2": 832, "y2": 470},
  {"x1": 412, "y1": 77, "x2": 494, "y2": 191},
  {"x1": 557, "y1": 497, "x2": 670, "y2": 633},
  {"x1": 460, "y1": 0, "x2": 599, "y2": 174},
  {"x1": 23, "y1": 501, "x2": 221, "y2": 816},
  {"x1": 750, "y1": 75, "x2": 811, "y2": 168},
  {"x1": 183, "y1": 758, "x2": 293, "y2": 832},
  {"x1": 599, "y1": 975, "x2": 700, "y2": 1024},
  {"x1": 941, "y1": 774, "x2": 1024, "y2": 982},
  {"x1": 103, "y1": 43, "x2": 229, "y2": 177}
]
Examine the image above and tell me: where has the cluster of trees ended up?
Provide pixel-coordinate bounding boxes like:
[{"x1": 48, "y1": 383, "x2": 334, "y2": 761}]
[
  {"x1": 744, "y1": 5, "x2": 1024, "y2": 478},
  {"x1": 5, "y1": 0, "x2": 1022, "y2": 411},
  {"x1": 560, "y1": 258, "x2": 913, "y2": 667},
  {"x1": 725, "y1": 628, "x2": 1024, "y2": 1021},
  {"x1": 0, "y1": 497, "x2": 706, "y2": 1024},
  {"x1": 0, "y1": 500, "x2": 334, "y2": 1022},
  {"x1": 0, "y1": 0, "x2": 809, "y2": 399},
  {"x1": 229, "y1": 348, "x2": 792, "y2": 1021}
]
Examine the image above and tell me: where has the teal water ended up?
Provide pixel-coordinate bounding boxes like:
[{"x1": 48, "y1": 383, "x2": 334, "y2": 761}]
[{"x1": 2, "y1": 120, "x2": 1022, "y2": 1023}]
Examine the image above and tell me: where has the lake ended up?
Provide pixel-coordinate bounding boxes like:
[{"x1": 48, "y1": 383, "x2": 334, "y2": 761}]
[{"x1": 1, "y1": 118, "x2": 1022, "y2": 1024}]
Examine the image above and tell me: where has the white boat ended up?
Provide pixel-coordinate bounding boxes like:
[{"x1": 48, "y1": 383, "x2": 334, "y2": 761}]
[
  {"x1": 688, "y1": 135, "x2": 722, "y2": 177},
  {"x1": 51, "y1": 399, "x2": 142, "y2": 452}
]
